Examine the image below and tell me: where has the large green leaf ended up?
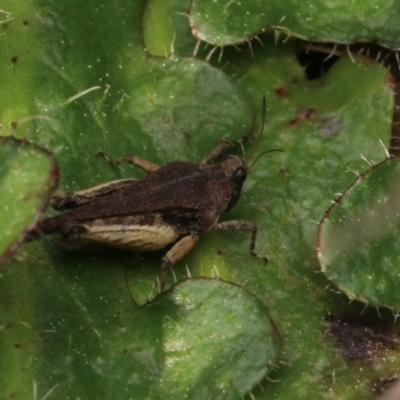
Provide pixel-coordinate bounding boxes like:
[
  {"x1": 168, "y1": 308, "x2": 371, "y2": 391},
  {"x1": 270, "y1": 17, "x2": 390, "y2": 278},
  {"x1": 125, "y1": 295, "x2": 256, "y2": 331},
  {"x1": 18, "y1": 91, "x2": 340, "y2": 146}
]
[
  {"x1": 0, "y1": 1, "x2": 280, "y2": 399},
  {"x1": 0, "y1": 266, "x2": 280, "y2": 399},
  {"x1": 318, "y1": 157, "x2": 400, "y2": 311},
  {"x1": 189, "y1": 0, "x2": 400, "y2": 48}
]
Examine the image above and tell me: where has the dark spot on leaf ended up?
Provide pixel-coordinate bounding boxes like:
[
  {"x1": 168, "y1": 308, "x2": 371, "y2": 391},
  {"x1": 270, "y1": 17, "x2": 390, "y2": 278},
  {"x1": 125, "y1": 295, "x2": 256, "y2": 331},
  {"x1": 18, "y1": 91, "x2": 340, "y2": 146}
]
[
  {"x1": 14, "y1": 343, "x2": 21, "y2": 350},
  {"x1": 2, "y1": 23, "x2": 8, "y2": 30},
  {"x1": 23, "y1": 20, "x2": 29, "y2": 26},
  {"x1": 217, "y1": 249, "x2": 222, "y2": 255},
  {"x1": 304, "y1": 108, "x2": 316, "y2": 119},
  {"x1": 325, "y1": 315, "x2": 400, "y2": 363},
  {"x1": 51, "y1": 166, "x2": 60, "y2": 187},
  {"x1": 183, "y1": 132, "x2": 190, "y2": 139},
  {"x1": 288, "y1": 117, "x2": 300, "y2": 127},
  {"x1": 274, "y1": 87, "x2": 289, "y2": 99},
  {"x1": 318, "y1": 116, "x2": 343, "y2": 137},
  {"x1": 386, "y1": 74, "x2": 395, "y2": 89},
  {"x1": 11, "y1": 121, "x2": 18, "y2": 130},
  {"x1": 297, "y1": 48, "x2": 339, "y2": 80},
  {"x1": 11, "y1": 56, "x2": 18, "y2": 63},
  {"x1": 288, "y1": 108, "x2": 316, "y2": 127},
  {"x1": 279, "y1": 167, "x2": 289, "y2": 176},
  {"x1": 122, "y1": 348, "x2": 128, "y2": 354},
  {"x1": 291, "y1": 78, "x2": 299, "y2": 85}
]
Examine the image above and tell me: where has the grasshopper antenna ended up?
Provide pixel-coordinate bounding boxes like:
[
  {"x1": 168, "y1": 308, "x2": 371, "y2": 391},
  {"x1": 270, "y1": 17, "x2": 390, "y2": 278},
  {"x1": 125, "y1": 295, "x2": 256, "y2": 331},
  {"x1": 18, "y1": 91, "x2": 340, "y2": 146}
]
[
  {"x1": 246, "y1": 96, "x2": 267, "y2": 162},
  {"x1": 248, "y1": 148, "x2": 283, "y2": 171},
  {"x1": 246, "y1": 96, "x2": 283, "y2": 170}
]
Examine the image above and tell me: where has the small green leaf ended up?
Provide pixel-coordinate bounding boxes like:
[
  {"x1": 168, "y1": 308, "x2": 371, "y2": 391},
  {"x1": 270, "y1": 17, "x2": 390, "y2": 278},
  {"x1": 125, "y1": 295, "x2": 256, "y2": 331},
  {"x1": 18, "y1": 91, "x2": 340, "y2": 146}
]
[
  {"x1": 154, "y1": 279, "x2": 281, "y2": 399},
  {"x1": 189, "y1": 0, "x2": 400, "y2": 48},
  {"x1": 318, "y1": 158, "x2": 400, "y2": 311},
  {"x1": 0, "y1": 136, "x2": 57, "y2": 264}
]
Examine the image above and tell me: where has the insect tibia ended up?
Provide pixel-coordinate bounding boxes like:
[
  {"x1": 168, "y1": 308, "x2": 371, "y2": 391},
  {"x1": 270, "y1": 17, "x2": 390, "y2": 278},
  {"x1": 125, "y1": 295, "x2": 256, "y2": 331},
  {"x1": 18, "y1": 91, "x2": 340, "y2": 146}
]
[
  {"x1": 97, "y1": 151, "x2": 160, "y2": 173},
  {"x1": 214, "y1": 220, "x2": 268, "y2": 263},
  {"x1": 201, "y1": 139, "x2": 239, "y2": 164},
  {"x1": 250, "y1": 249, "x2": 268, "y2": 264}
]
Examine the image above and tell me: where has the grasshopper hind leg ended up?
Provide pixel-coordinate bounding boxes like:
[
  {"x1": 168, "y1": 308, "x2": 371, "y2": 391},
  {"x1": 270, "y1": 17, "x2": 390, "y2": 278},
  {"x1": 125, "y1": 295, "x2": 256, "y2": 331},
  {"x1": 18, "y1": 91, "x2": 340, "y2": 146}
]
[
  {"x1": 56, "y1": 216, "x2": 198, "y2": 292},
  {"x1": 160, "y1": 235, "x2": 199, "y2": 291},
  {"x1": 57, "y1": 215, "x2": 181, "y2": 252}
]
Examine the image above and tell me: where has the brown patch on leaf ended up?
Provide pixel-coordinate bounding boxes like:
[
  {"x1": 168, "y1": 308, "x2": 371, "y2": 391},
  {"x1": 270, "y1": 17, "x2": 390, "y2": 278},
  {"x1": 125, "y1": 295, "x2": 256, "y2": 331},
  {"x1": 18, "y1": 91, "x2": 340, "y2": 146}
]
[
  {"x1": 274, "y1": 87, "x2": 289, "y2": 99},
  {"x1": 304, "y1": 108, "x2": 316, "y2": 119},
  {"x1": 288, "y1": 108, "x2": 316, "y2": 127},
  {"x1": 325, "y1": 315, "x2": 400, "y2": 363},
  {"x1": 279, "y1": 167, "x2": 289, "y2": 176},
  {"x1": 288, "y1": 117, "x2": 300, "y2": 127}
]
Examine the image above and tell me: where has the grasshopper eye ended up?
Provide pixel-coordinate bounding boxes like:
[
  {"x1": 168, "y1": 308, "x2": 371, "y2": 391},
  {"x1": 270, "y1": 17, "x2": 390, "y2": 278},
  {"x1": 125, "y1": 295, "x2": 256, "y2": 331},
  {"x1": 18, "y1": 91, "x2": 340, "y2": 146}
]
[{"x1": 233, "y1": 167, "x2": 247, "y2": 182}]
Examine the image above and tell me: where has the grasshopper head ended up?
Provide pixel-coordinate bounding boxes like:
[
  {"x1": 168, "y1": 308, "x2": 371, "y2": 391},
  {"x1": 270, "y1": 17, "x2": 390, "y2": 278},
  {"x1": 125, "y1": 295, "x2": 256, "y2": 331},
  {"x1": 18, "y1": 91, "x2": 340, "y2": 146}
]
[{"x1": 221, "y1": 154, "x2": 248, "y2": 212}]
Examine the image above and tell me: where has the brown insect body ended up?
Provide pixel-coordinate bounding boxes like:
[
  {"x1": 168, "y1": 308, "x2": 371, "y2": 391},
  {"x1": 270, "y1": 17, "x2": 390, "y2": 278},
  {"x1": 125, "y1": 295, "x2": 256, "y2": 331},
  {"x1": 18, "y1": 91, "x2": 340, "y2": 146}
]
[{"x1": 34, "y1": 155, "x2": 246, "y2": 240}]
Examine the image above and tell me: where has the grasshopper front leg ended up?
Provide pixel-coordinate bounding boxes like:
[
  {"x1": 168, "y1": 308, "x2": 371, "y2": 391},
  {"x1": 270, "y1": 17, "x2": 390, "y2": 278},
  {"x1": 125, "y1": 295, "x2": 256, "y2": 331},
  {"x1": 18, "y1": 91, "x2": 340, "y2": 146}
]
[
  {"x1": 214, "y1": 220, "x2": 268, "y2": 262},
  {"x1": 97, "y1": 151, "x2": 160, "y2": 173},
  {"x1": 200, "y1": 138, "x2": 246, "y2": 164}
]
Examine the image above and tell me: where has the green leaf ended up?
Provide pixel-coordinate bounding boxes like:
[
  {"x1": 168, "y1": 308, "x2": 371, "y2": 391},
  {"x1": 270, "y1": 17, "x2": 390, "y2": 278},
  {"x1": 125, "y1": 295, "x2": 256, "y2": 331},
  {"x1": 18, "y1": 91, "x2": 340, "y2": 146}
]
[
  {"x1": 203, "y1": 38, "x2": 395, "y2": 399},
  {"x1": 152, "y1": 279, "x2": 281, "y2": 399},
  {"x1": 0, "y1": 136, "x2": 57, "y2": 264},
  {"x1": 318, "y1": 158, "x2": 400, "y2": 311},
  {"x1": 0, "y1": 1, "x2": 279, "y2": 399},
  {"x1": 1, "y1": 0, "x2": 399, "y2": 398},
  {"x1": 189, "y1": 0, "x2": 400, "y2": 48},
  {"x1": 1, "y1": 256, "x2": 280, "y2": 399}
]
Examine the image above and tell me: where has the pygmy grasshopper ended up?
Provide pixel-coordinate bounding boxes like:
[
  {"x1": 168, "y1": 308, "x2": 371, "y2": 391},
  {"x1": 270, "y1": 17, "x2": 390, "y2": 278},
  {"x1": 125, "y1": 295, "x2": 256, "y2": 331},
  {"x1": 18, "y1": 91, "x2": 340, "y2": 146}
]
[{"x1": 27, "y1": 101, "x2": 281, "y2": 290}]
